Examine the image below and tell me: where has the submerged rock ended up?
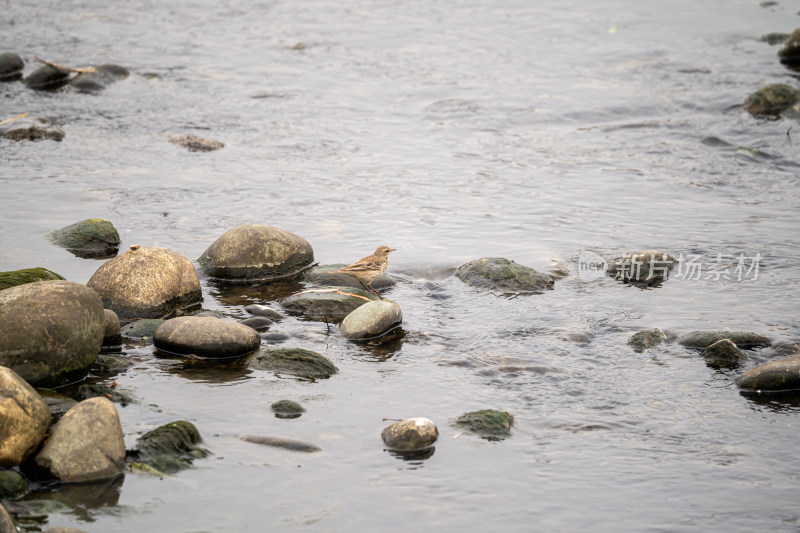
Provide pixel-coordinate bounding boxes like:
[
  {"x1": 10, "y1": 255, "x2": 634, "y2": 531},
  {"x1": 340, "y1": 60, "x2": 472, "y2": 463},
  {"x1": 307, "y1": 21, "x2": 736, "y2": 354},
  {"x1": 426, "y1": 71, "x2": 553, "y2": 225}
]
[
  {"x1": 0, "y1": 281, "x2": 104, "y2": 386},
  {"x1": 628, "y1": 328, "x2": 667, "y2": 352},
  {"x1": 132, "y1": 420, "x2": 209, "y2": 474},
  {"x1": 760, "y1": 32, "x2": 790, "y2": 45},
  {"x1": 35, "y1": 397, "x2": 125, "y2": 483},
  {"x1": 241, "y1": 435, "x2": 321, "y2": 453},
  {"x1": 339, "y1": 299, "x2": 403, "y2": 340},
  {"x1": 24, "y1": 65, "x2": 70, "y2": 90},
  {"x1": 0, "y1": 267, "x2": 64, "y2": 291},
  {"x1": 76, "y1": 383, "x2": 133, "y2": 405},
  {"x1": 198, "y1": 224, "x2": 314, "y2": 283},
  {"x1": 169, "y1": 134, "x2": 225, "y2": 152},
  {"x1": 3, "y1": 125, "x2": 64, "y2": 142},
  {"x1": 92, "y1": 354, "x2": 133, "y2": 376},
  {"x1": 778, "y1": 27, "x2": 800, "y2": 65},
  {"x1": 281, "y1": 287, "x2": 377, "y2": 322},
  {"x1": 46, "y1": 218, "x2": 121, "y2": 259},
  {"x1": 743, "y1": 84, "x2": 800, "y2": 117},
  {"x1": 69, "y1": 64, "x2": 129, "y2": 92},
  {"x1": 304, "y1": 263, "x2": 395, "y2": 290},
  {"x1": 244, "y1": 304, "x2": 283, "y2": 321},
  {"x1": 154, "y1": 316, "x2": 260, "y2": 359},
  {"x1": 381, "y1": 418, "x2": 439, "y2": 451},
  {"x1": 0, "y1": 52, "x2": 24, "y2": 81},
  {"x1": 606, "y1": 250, "x2": 675, "y2": 284},
  {"x1": 271, "y1": 400, "x2": 305, "y2": 419},
  {"x1": 770, "y1": 341, "x2": 800, "y2": 356},
  {"x1": 240, "y1": 316, "x2": 272, "y2": 331},
  {"x1": 36, "y1": 388, "x2": 78, "y2": 422},
  {"x1": 678, "y1": 330, "x2": 771, "y2": 349},
  {"x1": 453, "y1": 409, "x2": 514, "y2": 441},
  {"x1": 456, "y1": 257, "x2": 554, "y2": 294},
  {"x1": 248, "y1": 348, "x2": 338, "y2": 379},
  {"x1": 87, "y1": 245, "x2": 202, "y2": 319},
  {"x1": 736, "y1": 354, "x2": 800, "y2": 393},
  {"x1": 702, "y1": 339, "x2": 747, "y2": 369},
  {"x1": 0, "y1": 470, "x2": 26, "y2": 498},
  {"x1": 0, "y1": 366, "x2": 51, "y2": 467},
  {"x1": 102, "y1": 309, "x2": 122, "y2": 347},
  {"x1": 121, "y1": 318, "x2": 165, "y2": 341}
]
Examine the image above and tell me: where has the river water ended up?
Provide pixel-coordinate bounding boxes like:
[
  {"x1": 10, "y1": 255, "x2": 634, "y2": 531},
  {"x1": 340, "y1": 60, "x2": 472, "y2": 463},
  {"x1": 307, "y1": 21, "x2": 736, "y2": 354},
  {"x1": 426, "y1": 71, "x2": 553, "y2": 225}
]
[{"x1": 2, "y1": 0, "x2": 799, "y2": 531}]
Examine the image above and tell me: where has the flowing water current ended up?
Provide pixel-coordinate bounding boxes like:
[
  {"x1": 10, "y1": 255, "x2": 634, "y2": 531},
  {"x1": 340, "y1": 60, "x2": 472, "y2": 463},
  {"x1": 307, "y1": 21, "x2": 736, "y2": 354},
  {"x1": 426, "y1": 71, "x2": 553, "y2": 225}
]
[{"x1": 1, "y1": 0, "x2": 799, "y2": 531}]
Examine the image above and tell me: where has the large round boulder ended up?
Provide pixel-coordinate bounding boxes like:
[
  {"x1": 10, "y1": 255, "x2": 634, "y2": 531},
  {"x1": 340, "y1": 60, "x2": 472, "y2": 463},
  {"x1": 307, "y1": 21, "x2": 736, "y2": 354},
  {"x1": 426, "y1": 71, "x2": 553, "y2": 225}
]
[
  {"x1": 34, "y1": 397, "x2": 125, "y2": 483},
  {"x1": 381, "y1": 418, "x2": 439, "y2": 451},
  {"x1": 154, "y1": 316, "x2": 260, "y2": 359},
  {"x1": 456, "y1": 257, "x2": 554, "y2": 294},
  {"x1": 339, "y1": 300, "x2": 402, "y2": 340},
  {"x1": 735, "y1": 355, "x2": 800, "y2": 393},
  {"x1": 0, "y1": 281, "x2": 104, "y2": 385},
  {"x1": 87, "y1": 245, "x2": 202, "y2": 319},
  {"x1": 0, "y1": 366, "x2": 51, "y2": 467},
  {"x1": 0, "y1": 267, "x2": 64, "y2": 291},
  {"x1": 45, "y1": 218, "x2": 120, "y2": 259},
  {"x1": 198, "y1": 224, "x2": 314, "y2": 283}
]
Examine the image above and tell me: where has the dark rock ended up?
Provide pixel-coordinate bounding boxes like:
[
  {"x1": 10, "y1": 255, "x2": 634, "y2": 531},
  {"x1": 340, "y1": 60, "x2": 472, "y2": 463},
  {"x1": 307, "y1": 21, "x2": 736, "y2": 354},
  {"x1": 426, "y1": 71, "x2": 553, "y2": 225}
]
[
  {"x1": 0, "y1": 470, "x2": 26, "y2": 498},
  {"x1": 702, "y1": 339, "x2": 747, "y2": 369},
  {"x1": 248, "y1": 348, "x2": 338, "y2": 379},
  {"x1": 3, "y1": 125, "x2": 64, "y2": 142},
  {"x1": 76, "y1": 383, "x2": 133, "y2": 405},
  {"x1": 0, "y1": 267, "x2": 64, "y2": 291},
  {"x1": 102, "y1": 309, "x2": 122, "y2": 347},
  {"x1": 281, "y1": 287, "x2": 377, "y2": 322},
  {"x1": 304, "y1": 263, "x2": 395, "y2": 290},
  {"x1": 240, "y1": 435, "x2": 321, "y2": 453},
  {"x1": 35, "y1": 397, "x2": 125, "y2": 483},
  {"x1": 736, "y1": 354, "x2": 800, "y2": 393},
  {"x1": 169, "y1": 134, "x2": 225, "y2": 152},
  {"x1": 453, "y1": 409, "x2": 514, "y2": 440},
  {"x1": 87, "y1": 245, "x2": 202, "y2": 319},
  {"x1": 198, "y1": 224, "x2": 314, "y2": 283},
  {"x1": 35, "y1": 388, "x2": 78, "y2": 422},
  {"x1": 240, "y1": 316, "x2": 272, "y2": 331},
  {"x1": 131, "y1": 420, "x2": 209, "y2": 474},
  {"x1": 0, "y1": 52, "x2": 24, "y2": 81},
  {"x1": 69, "y1": 64, "x2": 129, "y2": 92},
  {"x1": 628, "y1": 328, "x2": 667, "y2": 352},
  {"x1": 92, "y1": 354, "x2": 132, "y2": 376},
  {"x1": 46, "y1": 218, "x2": 120, "y2": 259},
  {"x1": 760, "y1": 32, "x2": 790, "y2": 45},
  {"x1": 121, "y1": 318, "x2": 165, "y2": 341},
  {"x1": 678, "y1": 330, "x2": 771, "y2": 349},
  {"x1": 778, "y1": 27, "x2": 800, "y2": 65},
  {"x1": 381, "y1": 418, "x2": 439, "y2": 451},
  {"x1": 456, "y1": 257, "x2": 554, "y2": 294},
  {"x1": 339, "y1": 300, "x2": 402, "y2": 340},
  {"x1": 606, "y1": 250, "x2": 675, "y2": 284},
  {"x1": 271, "y1": 400, "x2": 305, "y2": 419},
  {"x1": 243, "y1": 304, "x2": 283, "y2": 320},
  {"x1": 262, "y1": 330, "x2": 290, "y2": 342},
  {"x1": 154, "y1": 316, "x2": 261, "y2": 359},
  {"x1": 0, "y1": 366, "x2": 50, "y2": 467},
  {"x1": 743, "y1": 84, "x2": 800, "y2": 117},
  {"x1": 770, "y1": 341, "x2": 800, "y2": 356},
  {"x1": 0, "y1": 281, "x2": 104, "y2": 386},
  {"x1": 24, "y1": 65, "x2": 70, "y2": 90}
]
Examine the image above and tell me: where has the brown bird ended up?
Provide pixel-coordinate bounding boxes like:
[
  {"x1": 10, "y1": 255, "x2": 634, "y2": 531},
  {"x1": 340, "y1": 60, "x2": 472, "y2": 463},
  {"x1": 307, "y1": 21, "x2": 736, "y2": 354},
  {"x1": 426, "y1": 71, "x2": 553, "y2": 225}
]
[{"x1": 326, "y1": 245, "x2": 396, "y2": 299}]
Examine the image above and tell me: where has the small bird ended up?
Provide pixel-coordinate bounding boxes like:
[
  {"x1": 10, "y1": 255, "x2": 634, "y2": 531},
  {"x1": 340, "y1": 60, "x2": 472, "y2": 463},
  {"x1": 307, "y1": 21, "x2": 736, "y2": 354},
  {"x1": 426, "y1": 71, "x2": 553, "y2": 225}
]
[{"x1": 326, "y1": 245, "x2": 396, "y2": 299}]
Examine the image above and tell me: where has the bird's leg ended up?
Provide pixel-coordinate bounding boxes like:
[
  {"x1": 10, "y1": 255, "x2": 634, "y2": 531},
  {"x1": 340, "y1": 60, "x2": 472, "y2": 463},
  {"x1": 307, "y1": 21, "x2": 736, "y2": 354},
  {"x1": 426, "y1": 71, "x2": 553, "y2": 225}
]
[{"x1": 358, "y1": 280, "x2": 382, "y2": 299}]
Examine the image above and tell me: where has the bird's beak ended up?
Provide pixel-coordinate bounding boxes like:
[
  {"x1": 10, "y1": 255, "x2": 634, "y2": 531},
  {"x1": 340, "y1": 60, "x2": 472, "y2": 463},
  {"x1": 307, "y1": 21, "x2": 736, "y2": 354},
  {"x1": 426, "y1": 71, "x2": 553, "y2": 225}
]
[{"x1": 390, "y1": 248, "x2": 397, "y2": 252}]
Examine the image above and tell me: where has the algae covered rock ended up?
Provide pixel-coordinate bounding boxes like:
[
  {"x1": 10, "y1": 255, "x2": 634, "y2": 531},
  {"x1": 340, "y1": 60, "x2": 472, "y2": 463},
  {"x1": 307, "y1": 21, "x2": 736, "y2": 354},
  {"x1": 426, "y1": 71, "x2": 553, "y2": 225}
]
[
  {"x1": 0, "y1": 267, "x2": 64, "y2": 291},
  {"x1": 199, "y1": 224, "x2": 314, "y2": 283},
  {"x1": 46, "y1": 218, "x2": 120, "y2": 258},
  {"x1": 778, "y1": 27, "x2": 800, "y2": 65},
  {"x1": 628, "y1": 328, "x2": 667, "y2": 352},
  {"x1": 271, "y1": 400, "x2": 305, "y2": 419},
  {"x1": 453, "y1": 409, "x2": 514, "y2": 441},
  {"x1": 153, "y1": 316, "x2": 260, "y2": 359},
  {"x1": 702, "y1": 339, "x2": 747, "y2": 369},
  {"x1": 743, "y1": 84, "x2": 800, "y2": 117},
  {"x1": 248, "y1": 347, "x2": 338, "y2": 379},
  {"x1": 281, "y1": 287, "x2": 377, "y2": 322},
  {"x1": 131, "y1": 420, "x2": 209, "y2": 474},
  {"x1": 456, "y1": 257, "x2": 554, "y2": 294},
  {"x1": 606, "y1": 250, "x2": 675, "y2": 284},
  {"x1": 69, "y1": 64, "x2": 129, "y2": 92},
  {"x1": 736, "y1": 354, "x2": 800, "y2": 393},
  {"x1": 87, "y1": 245, "x2": 202, "y2": 319},
  {"x1": 0, "y1": 52, "x2": 24, "y2": 81},
  {"x1": 0, "y1": 366, "x2": 51, "y2": 467},
  {"x1": 35, "y1": 397, "x2": 125, "y2": 483},
  {"x1": 24, "y1": 65, "x2": 70, "y2": 90},
  {"x1": 0, "y1": 281, "x2": 104, "y2": 386},
  {"x1": 339, "y1": 299, "x2": 403, "y2": 340},
  {"x1": 678, "y1": 330, "x2": 771, "y2": 349},
  {"x1": 381, "y1": 417, "x2": 439, "y2": 451},
  {"x1": 0, "y1": 470, "x2": 26, "y2": 498}
]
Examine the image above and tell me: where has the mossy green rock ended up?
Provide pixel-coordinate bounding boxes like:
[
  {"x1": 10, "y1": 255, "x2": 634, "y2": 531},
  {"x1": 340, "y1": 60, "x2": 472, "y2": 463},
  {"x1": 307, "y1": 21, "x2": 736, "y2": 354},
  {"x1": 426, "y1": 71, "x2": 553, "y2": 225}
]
[
  {"x1": 678, "y1": 330, "x2": 771, "y2": 349},
  {"x1": 121, "y1": 319, "x2": 165, "y2": 341},
  {"x1": 24, "y1": 65, "x2": 70, "y2": 90},
  {"x1": 628, "y1": 328, "x2": 667, "y2": 352},
  {"x1": 454, "y1": 409, "x2": 514, "y2": 441},
  {"x1": 46, "y1": 219, "x2": 121, "y2": 258},
  {"x1": 304, "y1": 263, "x2": 395, "y2": 290},
  {"x1": 606, "y1": 250, "x2": 675, "y2": 284},
  {"x1": 339, "y1": 299, "x2": 403, "y2": 340},
  {"x1": 0, "y1": 52, "x2": 24, "y2": 81},
  {"x1": 0, "y1": 470, "x2": 26, "y2": 497},
  {"x1": 703, "y1": 339, "x2": 747, "y2": 369},
  {"x1": 743, "y1": 84, "x2": 800, "y2": 117},
  {"x1": 0, "y1": 281, "x2": 104, "y2": 386},
  {"x1": 87, "y1": 245, "x2": 202, "y2": 319},
  {"x1": 456, "y1": 257, "x2": 554, "y2": 294},
  {"x1": 281, "y1": 287, "x2": 377, "y2": 322},
  {"x1": 0, "y1": 267, "x2": 64, "y2": 291},
  {"x1": 154, "y1": 316, "x2": 260, "y2": 359},
  {"x1": 381, "y1": 417, "x2": 439, "y2": 451},
  {"x1": 198, "y1": 224, "x2": 314, "y2": 283},
  {"x1": 132, "y1": 420, "x2": 209, "y2": 474},
  {"x1": 249, "y1": 348, "x2": 338, "y2": 379},
  {"x1": 736, "y1": 355, "x2": 800, "y2": 393},
  {"x1": 271, "y1": 400, "x2": 305, "y2": 419},
  {"x1": 778, "y1": 27, "x2": 800, "y2": 65}
]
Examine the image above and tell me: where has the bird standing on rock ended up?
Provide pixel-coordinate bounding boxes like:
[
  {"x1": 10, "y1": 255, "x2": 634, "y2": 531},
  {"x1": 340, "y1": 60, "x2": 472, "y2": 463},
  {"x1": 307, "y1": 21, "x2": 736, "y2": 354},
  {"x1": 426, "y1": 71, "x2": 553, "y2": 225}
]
[{"x1": 326, "y1": 246, "x2": 396, "y2": 299}]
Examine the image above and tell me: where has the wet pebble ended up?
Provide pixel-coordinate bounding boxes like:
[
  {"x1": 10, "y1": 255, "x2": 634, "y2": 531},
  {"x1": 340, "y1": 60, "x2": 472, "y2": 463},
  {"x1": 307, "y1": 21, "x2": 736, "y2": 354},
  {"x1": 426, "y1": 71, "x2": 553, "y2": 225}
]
[
  {"x1": 381, "y1": 417, "x2": 439, "y2": 451},
  {"x1": 240, "y1": 316, "x2": 272, "y2": 331},
  {"x1": 339, "y1": 299, "x2": 403, "y2": 340},
  {"x1": 262, "y1": 330, "x2": 290, "y2": 342},
  {"x1": 154, "y1": 316, "x2": 261, "y2": 359},
  {"x1": 241, "y1": 435, "x2": 321, "y2": 453},
  {"x1": 456, "y1": 257, "x2": 554, "y2": 294},
  {"x1": 0, "y1": 366, "x2": 51, "y2": 467},
  {"x1": 0, "y1": 52, "x2": 24, "y2": 81},
  {"x1": 70, "y1": 64, "x2": 129, "y2": 92},
  {"x1": 244, "y1": 304, "x2": 283, "y2": 320},
  {"x1": 271, "y1": 400, "x2": 305, "y2": 419},
  {"x1": 24, "y1": 65, "x2": 70, "y2": 90}
]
